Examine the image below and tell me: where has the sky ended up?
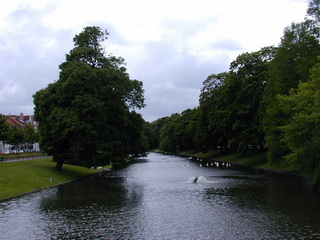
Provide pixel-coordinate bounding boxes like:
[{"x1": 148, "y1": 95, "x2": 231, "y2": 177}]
[{"x1": 0, "y1": 0, "x2": 309, "y2": 122}]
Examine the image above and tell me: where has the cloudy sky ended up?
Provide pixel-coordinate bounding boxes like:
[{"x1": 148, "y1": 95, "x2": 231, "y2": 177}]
[{"x1": 0, "y1": 0, "x2": 309, "y2": 122}]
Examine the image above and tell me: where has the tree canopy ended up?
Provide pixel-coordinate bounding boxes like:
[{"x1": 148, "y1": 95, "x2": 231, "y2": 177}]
[
  {"x1": 144, "y1": 0, "x2": 320, "y2": 190},
  {"x1": 278, "y1": 59, "x2": 320, "y2": 185},
  {"x1": 33, "y1": 26, "x2": 146, "y2": 170}
]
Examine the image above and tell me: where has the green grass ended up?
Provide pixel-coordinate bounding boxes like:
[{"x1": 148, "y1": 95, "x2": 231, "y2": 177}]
[
  {"x1": 217, "y1": 152, "x2": 267, "y2": 166},
  {"x1": 179, "y1": 149, "x2": 220, "y2": 158},
  {"x1": 1, "y1": 151, "x2": 47, "y2": 159},
  {"x1": 182, "y1": 149, "x2": 268, "y2": 167},
  {"x1": 187, "y1": 150, "x2": 293, "y2": 172},
  {"x1": 191, "y1": 149, "x2": 221, "y2": 158},
  {"x1": 0, "y1": 158, "x2": 108, "y2": 200}
]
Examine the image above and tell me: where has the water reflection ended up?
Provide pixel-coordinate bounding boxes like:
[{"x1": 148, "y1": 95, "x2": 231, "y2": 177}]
[
  {"x1": 37, "y1": 174, "x2": 146, "y2": 239},
  {"x1": 201, "y1": 174, "x2": 320, "y2": 239},
  {"x1": 41, "y1": 175, "x2": 129, "y2": 209},
  {"x1": 1, "y1": 152, "x2": 320, "y2": 239}
]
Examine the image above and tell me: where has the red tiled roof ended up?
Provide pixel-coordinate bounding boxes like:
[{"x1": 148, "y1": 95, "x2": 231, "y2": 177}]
[{"x1": 6, "y1": 116, "x2": 25, "y2": 128}]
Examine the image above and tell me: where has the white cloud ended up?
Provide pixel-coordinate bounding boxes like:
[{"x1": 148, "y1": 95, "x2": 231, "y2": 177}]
[{"x1": 0, "y1": 0, "x2": 309, "y2": 121}]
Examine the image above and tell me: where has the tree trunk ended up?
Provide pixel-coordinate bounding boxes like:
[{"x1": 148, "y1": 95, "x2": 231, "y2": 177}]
[
  {"x1": 55, "y1": 160, "x2": 64, "y2": 171},
  {"x1": 53, "y1": 154, "x2": 64, "y2": 171},
  {"x1": 313, "y1": 175, "x2": 320, "y2": 194}
]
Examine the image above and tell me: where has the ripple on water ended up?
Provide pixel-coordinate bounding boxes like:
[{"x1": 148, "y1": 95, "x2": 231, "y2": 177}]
[{"x1": 1, "y1": 153, "x2": 320, "y2": 239}]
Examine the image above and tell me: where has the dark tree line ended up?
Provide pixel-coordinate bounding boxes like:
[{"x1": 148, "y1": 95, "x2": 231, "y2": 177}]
[{"x1": 146, "y1": 0, "x2": 320, "y2": 186}]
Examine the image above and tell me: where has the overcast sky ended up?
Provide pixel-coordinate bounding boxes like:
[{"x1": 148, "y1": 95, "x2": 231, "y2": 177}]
[{"x1": 0, "y1": 0, "x2": 309, "y2": 122}]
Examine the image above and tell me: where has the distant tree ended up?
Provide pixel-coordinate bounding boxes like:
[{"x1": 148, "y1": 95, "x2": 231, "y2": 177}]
[
  {"x1": 159, "y1": 113, "x2": 180, "y2": 153},
  {"x1": 6, "y1": 125, "x2": 25, "y2": 152},
  {"x1": 145, "y1": 117, "x2": 168, "y2": 149},
  {"x1": 34, "y1": 26, "x2": 145, "y2": 170},
  {"x1": 0, "y1": 114, "x2": 9, "y2": 142},
  {"x1": 158, "y1": 109, "x2": 197, "y2": 153},
  {"x1": 174, "y1": 108, "x2": 197, "y2": 151},
  {"x1": 192, "y1": 104, "x2": 214, "y2": 151},
  {"x1": 23, "y1": 124, "x2": 39, "y2": 151}
]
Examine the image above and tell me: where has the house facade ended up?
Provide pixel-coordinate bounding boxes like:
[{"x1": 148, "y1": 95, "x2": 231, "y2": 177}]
[{"x1": 0, "y1": 113, "x2": 40, "y2": 153}]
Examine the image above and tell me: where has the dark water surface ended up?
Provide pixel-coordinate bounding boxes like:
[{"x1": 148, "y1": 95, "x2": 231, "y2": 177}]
[{"x1": 1, "y1": 152, "x2": 320, "y2": 239}]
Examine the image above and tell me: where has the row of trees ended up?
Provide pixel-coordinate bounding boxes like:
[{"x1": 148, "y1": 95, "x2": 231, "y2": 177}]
[
  {"x1": 0, "y1": 115, "x2": 39, "y2": 152},
  {"x1": 146, "y1": 0, "x2": 320, "y2": 185},
  {"x1": 7, "y1": 1, "x2": 319, "y2": 187}
]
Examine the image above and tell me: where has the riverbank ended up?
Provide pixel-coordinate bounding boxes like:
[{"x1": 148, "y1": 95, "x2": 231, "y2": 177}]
[
  {"x1": 0, "y1": 158, "x2": 110, "y2": 201},
  {"x1": 176, "y1": 150, "x2": 316, "y2": 188}
]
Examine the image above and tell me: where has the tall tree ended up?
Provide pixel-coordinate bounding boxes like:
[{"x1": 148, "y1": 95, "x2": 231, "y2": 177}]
[
  {"x1": 197, "y1": 47, "x2": 275, "y2": 155},
  {"x1": 307, "y1": 0, "x2": 320, "y2": 24},
  {"x1": 263, "y1": 18, "x2": 320, "y2": 164},
  {"x1": 198, "y1": 72, "x2": 228, "y2": 151},
  {"x1": 227, "y1": 47, "x2": 276, "y2": 155},
  {"x1": 278, "y1": 59, "x2": 320, "y2": 189},
  {"x1": 34, "y1": 26, "x2": 145, "y2": 170}
]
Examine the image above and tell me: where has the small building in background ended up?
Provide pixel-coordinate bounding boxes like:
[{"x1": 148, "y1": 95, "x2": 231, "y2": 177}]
[{"x1": 0, "y1": 113, "x2": 39, "y2": 153}]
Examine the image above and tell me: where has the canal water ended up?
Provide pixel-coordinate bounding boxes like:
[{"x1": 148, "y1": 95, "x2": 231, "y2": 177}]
[{"x1": 1, "y1": 152, "x2": 320, "y2": 239}]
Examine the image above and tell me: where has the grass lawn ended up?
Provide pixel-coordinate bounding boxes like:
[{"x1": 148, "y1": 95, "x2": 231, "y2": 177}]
[
  {"x1": 179, "y1": 149, "x2": 267, "y2": 165},
  {"x1": 186, "y1": 149, "x2": 292, "y2": 172},
  {"x1": 216, "y1": 152, "x2": 267, "y2": 166},
  {"x1": 0, "y1": 158, "x2": 107, "y2": 200},
  {"x1": 181, "y1": 149, "x2": 268, "y2": 167}
]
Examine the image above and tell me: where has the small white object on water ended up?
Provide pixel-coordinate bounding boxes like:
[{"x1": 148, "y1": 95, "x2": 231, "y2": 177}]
[{"x1": 188, "y1": 176, "x2": 207, "y2": 184}]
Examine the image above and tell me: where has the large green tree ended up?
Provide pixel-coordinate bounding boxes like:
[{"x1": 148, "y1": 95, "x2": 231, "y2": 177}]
[
  {"x1": 227, "y1": 47, "x2": 276, "y2": 155},
  {"x1": 264, "y1": 15, "x2": 320, "y2": 164},
  {"x1": 197, "y1": 47, "x2": 275, "y2": 155},
  {"x1": 278, "y1": 59, "x2": 320, "y2": 189},
  {"x1": 197, "y1": 72, "x2": 227, "y2": 151},
  {"x1": 34, "y1": 26, "x2": 145, "y2": 170}
]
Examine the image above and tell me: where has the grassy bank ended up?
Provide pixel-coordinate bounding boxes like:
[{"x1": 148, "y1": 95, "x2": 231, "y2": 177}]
[
  {"x1": 180, "y1": 149, "x2": 290, "y2": 171},
  {"x1": 0, "y1": 158, "x2": 108, "y2": 200},
  {"x1": 2, "y1": 151, "x2": 46, "y2": 158}
]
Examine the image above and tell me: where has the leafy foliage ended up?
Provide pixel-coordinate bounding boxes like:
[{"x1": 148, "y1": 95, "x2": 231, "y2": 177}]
[
  {"x1": 0, "y1": 114, "x2": 9, "y2": 142},
  {"x1": 263, "y1": 17, "x2": 320, "y2": 164},
  {"x1": 34, "y1": 26, "x2": 146, "y2": 170},
  {"x1": 278, "y1": 59, "x2": 320, "y2": 180},
  {"x1": 144, "y1": 1, "x2": 320, "y2": 189}
]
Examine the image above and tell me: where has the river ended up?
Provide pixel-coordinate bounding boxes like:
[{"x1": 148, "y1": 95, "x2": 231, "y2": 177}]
[{"x1": 1, "y1": 152, "x2": 320, "y2": 239}]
